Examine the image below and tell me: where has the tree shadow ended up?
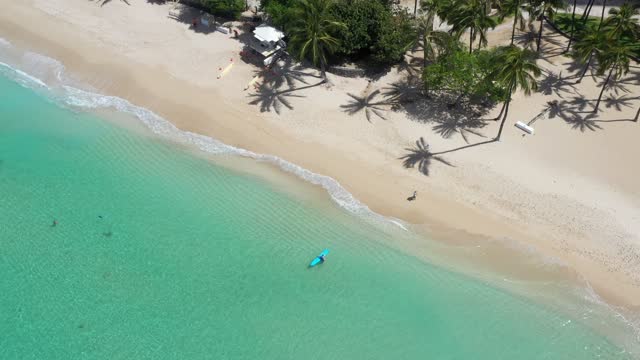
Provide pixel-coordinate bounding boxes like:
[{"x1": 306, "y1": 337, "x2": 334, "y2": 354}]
[
  {"x1": 391, "y1": 87, "x2": 492, "y2": 142},
  {"x1": 542, "y1": 30, "x2": 566, "y2": 48},
  {"x1": 340, "y1": 89, "x2": 390, "y2": 123},
  {"x1": 562, "y1": 112, "x2": 603, "y2": 131},
  {"x1": 400, "y1": 137, "x2": 501, "y2": 176},
  {"x1": 560, "y1": 58, "x2": 586, "y2": 78},
  {"x1": 549, "y1": 94, "x2": 639, "y2": 131},
  {"x1": 514, "y1": 23, "x2": 538, "y2": 51},
  {"x1": 396, "y1": 55, "x2": 423, "y2": 77},
  {"x1": 537, "y1": 32, "x2": 568, "y2": 62},
  {"x1": 248, "y1": 83, "x2": 305, "y2": 114},
  {"x1": 382, "y1": 76, "x2": 424, "y2": 110},
  {"x1": 432, "y1": 117, "x2": 488, "y2": 143},
  {"x1": 400, "y1": 137, "x2": 454, "y2": 176},
  {"x1": 602, "y1": 94, "x2": 638, "y2": 112},
  {"x1": 246, "y1": 76, "x2": 325, "y2": 114},
  {"x1": 538, "y1": 70, "x2": 578, "y2": 99},
  {"x1": 615, "y1": 72, "x2": 640, "y2": 86},
  {"x1": 91, "y1": 0, "x2": 130, "y2": 6},
  {"x1": 529, "y1": 100, "x2": 560, "y2": 125},
  {"x1": 254, "y1": 57, "x2": 321, "y2": 90}
]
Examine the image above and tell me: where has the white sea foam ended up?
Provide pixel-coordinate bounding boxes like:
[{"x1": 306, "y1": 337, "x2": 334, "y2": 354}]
[
  {"x1": 0, "y1": 61, "x2": 49, "y2": 89},
  {"x1": 22, "y1": 51, "x2": 66, "y2": 82},
  {"x1": 61, "y1": 85, "x2": 408, "y2": 231},
  {"x1": 0, "y1": 37, "x2": 11, "y2": 48},
  {"x1": 0, "y1": 46, "x2": 408, "y2": 232}
]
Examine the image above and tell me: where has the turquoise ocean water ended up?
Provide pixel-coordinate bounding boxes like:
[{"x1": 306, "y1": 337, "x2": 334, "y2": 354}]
[{"x1": 0, "y1": 41, "x2": 636, "y2": 359}]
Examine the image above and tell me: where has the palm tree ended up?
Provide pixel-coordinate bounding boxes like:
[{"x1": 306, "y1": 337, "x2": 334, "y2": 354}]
[
  {"x1": 499, "y1": 0, "x2": 528, "y2": 45},
  {"x1": 598, "y1": 0, "x2": 608, "y2": 31},
  {"x1": 489, "y1": 45, "x2": 541, "y2": 140},
  {"x1": 592, "y1": 39, "x2": 638, "y2": 113},
  {"x1": 528, "y1": 0, "x2": 567, "y2": 52},
  {"x1": 565, "y1": 0, "x2": 578, "y2": 52},
  {"x1": 415, "y1": 0, "x2": 452, "y2": 66},
  {"x1": 288, "y1": 0, "x2": 345, "y2": 82},
  {"x1": 603, "y1": 2, "x2": 640, "y2": 40},
  {"x1": 449, "y1": 0, "x2": 498, "y2": 53},
  {"x1": 580, "y1": 0, "x2": 596, "y2": 24},
  {"x1": 572, "y1": 24, "x2": 605, "y2": 83}
]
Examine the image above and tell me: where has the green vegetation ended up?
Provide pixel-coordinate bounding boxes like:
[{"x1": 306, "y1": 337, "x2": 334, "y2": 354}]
[
  {"x1": 369, "y1": 11, "x2": 416, "y2": 64},
  {"x1": 497, "y1": 0, "x2": 527, "y2": 45},
  {"x1": 527, "y1": 0, "x2": 568, "y2": 52},
  {"x1": 423, "y1": 44, "x2": 508, "y2": 102},
  {"x1": 570, "y1": 2, "x2": 640, "y2": 112},
  {"x1": 199, "y1": 0, "x2": 245, "y2": 18},
  {"x1": 263, "y1": 0, "x2": 416, "y2": 66},
  {"x1": 260, "y1": 0, "x2": 638, "y2": 124},
  {"x1": 287, "y1": 0, "x2": 345, "y2": 81},
  {"x1": 489, "y1": 45, "x2": 541, "y2": 140},
  {"x1": 553, "y1": 12, "x2": 601, "y2": 35},
  {"x1": 447, "y1": 0, "x2": 498, "y2": 52}
]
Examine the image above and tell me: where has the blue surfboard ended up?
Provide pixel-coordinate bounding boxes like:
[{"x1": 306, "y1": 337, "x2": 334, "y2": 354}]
[{"x1": 309, "y1": 249, "x2": 329, "y2": 267}]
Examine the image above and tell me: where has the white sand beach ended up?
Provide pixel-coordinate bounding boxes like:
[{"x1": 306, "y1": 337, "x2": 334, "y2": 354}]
[{"x1": 1, "y1": 0, "x2": 639, "y2": 308}]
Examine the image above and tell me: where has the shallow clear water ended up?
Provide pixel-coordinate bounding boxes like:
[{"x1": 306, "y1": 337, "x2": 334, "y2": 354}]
[{"x1": 0, "y1": 54, "x2": 633, "y2": 359}]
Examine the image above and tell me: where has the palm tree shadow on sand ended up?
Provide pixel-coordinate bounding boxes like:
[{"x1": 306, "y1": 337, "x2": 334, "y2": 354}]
[
  {"x1": 550, "y1": 94, "x2": 640, "y2": 131},
  {"x1": 91, "y1": 0, "x2": 130, "y2": 6},
  {"x1": 382, "y1": 76, "x2": 424, "y2": 109},
  {"x1": 537, "y1": 70, "x2": 579, "y2": 99},
  {"x1": 400, "y1": 137, "x2": 454, "y2": 176},
  {"x1": 401, "y1": 137, "x2": 498, "y2": 176},
  {"x1": 394, "y1": 88, "x2": 492, "y2": 143},
  {"x1": 340, "y1": 89, "x2": 390, "y2": 122},
  {"x1": 256, "y1": 58, "x2": 323, "y2": 90},
  {"x1": 248, "y1": 83, "x2": 306, "y2": 114}
]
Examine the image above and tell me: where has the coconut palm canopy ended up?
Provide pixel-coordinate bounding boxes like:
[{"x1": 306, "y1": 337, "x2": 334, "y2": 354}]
[{"x1": 287, "y1": 0, "x2": 346, "y2": 79}]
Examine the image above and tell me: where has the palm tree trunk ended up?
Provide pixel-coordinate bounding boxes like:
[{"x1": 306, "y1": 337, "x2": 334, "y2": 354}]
[
  {"x1": 597, "y1": 0, "x2": 607, "y2": 31},
  {"x1": 536, "y1": 17, "x2": 544, "y2": 52},
  {"x1": 581, "y1": 0, "x2": 595, "y2": 24},
  {"x1": 580, "y1": 0, "x2": 594, "y2": 20},
  {"x1": 453, "y1": 93, "x2": 465, "y2": 106},
  {"x1": 510, "y1": 3, "x2": 520, "y2": 45},
  {"x1": 565, "y1": 0, "x2": 578, "y2": 52},
  {"x1": 320, "y1": 61, "x2": 328, "y2": 83},
  {"x1": 414, "y1": 0, "x2": 418, "y2": 17},
  {"x1": 496, "y1": 97, "x2": 512, "y2": 140},
  {"x1": 423, "y1": 33, "x2": 428, "y2": 68},
  {"x1": 432, "y1": 138, "x2": 497, "y2": 156},
  {"x1": 594, "y1": 67, "x2": 614, "y2": 113},
  {"x1": 492, "y1": 101, "x2": 507, "y2": 120},
  {"x1": 577, "y1": 52, "x2": 593, "y2": 83},
  {"x1": 469, "y1": 28, "x2": 474, "y2": 53}
]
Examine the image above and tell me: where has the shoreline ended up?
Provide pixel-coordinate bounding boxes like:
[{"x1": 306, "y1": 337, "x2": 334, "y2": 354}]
[{"x1": 2, "y1": 0, "x2": 639, "y2": 312}]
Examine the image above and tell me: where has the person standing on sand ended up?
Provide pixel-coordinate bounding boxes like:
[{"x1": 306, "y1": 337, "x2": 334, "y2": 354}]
[{"x1": 407, "y1": 191, "x2": 417, "y2": 201}]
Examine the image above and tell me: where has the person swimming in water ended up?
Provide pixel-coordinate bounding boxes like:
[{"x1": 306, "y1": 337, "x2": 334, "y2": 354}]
[{"x1": 51, "y1": 219, "x2": 58, "y2": 227}]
